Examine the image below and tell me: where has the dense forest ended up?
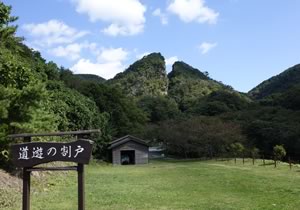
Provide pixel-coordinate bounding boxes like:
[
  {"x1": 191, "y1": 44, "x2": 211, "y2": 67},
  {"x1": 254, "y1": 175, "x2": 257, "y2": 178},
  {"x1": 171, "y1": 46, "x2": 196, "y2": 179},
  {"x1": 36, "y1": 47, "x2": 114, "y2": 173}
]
[{"x1": 1, "y1": 2, "x2": 300, "y2": 171}]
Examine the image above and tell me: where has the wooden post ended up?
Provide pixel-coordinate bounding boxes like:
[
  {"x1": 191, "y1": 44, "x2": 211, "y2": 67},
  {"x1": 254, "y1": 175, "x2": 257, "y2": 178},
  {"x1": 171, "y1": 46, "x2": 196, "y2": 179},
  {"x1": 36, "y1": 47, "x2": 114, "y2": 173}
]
[
  {"x1": 242, "y1": 154, "x2": 245, "y2": 165},
  {"x1": 289, "y1": 156, "x2": 292, "y2": 170},
  {"x1": 78, "y1": 163, "x2": 85, "y2": 210},
  {"x1": 23, "y1": 137, "x2": 31, "y2": 210},
  {"x1": 274, "y1": 157, "x2": 277, "y2": 168},
  {"x1": 23, "y1": 168, "x2": 30, "y2": 210},
  {"x1": 263, "y1": 155, "x2": 265, "y2": 166},
  {"x1": 77, "y1": 133, "x2": 85, "y2": 210}
]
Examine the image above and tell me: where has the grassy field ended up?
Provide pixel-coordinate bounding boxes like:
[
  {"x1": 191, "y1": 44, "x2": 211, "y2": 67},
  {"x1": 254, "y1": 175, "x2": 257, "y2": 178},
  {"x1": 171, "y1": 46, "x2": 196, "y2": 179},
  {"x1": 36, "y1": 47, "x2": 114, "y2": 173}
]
[{"x1": 2, "y1": 159, "x2": 300, "y2": 210}]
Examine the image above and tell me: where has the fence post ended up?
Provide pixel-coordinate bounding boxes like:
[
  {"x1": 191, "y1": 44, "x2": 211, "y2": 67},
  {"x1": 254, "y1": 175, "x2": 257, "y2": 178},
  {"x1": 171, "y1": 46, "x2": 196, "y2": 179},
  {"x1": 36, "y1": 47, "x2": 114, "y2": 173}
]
[{"x1": 242, "y1": 154, "x2": 245, "y2": 165}]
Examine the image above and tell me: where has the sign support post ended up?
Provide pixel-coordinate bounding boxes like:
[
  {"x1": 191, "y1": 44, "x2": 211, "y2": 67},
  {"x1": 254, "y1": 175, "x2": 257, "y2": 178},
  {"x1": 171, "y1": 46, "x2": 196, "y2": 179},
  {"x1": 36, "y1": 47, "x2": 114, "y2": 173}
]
[
  {"x1": 78, "y1": 163, "x2": 85, "y2": 210},
  {"x1": 23, "y1": 167, "x2": 30, "y2": 210}
]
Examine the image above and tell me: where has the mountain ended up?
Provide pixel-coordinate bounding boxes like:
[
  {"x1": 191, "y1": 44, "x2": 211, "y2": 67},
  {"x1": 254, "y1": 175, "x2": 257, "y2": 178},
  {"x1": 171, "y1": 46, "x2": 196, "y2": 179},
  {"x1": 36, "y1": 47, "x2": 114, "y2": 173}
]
[
  {"x1": 168, "y1": 61, "x2": 228, "y2": 109},
  {"x1": 168, "y1": 61, "x2": 210, "y2": 80},
  {"x1": 248, "y1": 64, "x2": 300, "y2": 99},
  {"x1": 109, "y1": 53, "x2": 168, "y2": 97},
  {"x1": 75, "y1": 74, "x2": 105, "y2": 83}
]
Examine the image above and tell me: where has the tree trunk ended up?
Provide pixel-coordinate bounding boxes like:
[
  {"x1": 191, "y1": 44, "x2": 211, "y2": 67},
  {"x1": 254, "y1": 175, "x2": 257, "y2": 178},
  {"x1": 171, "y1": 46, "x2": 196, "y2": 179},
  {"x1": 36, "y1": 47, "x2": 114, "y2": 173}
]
[{"x1": 242, "y1": 154, "x2": 245, "y2": 165}]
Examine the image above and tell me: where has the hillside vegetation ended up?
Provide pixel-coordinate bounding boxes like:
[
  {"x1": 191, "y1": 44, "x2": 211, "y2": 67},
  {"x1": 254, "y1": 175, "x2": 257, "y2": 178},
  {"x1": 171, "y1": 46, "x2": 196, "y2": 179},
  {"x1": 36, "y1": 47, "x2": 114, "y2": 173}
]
[
  {"x1": 109, "y1": 53, "x2": 168, "y2": 97},
  {"x1": 1, "y1": 1, "x2": 300, "y2": 172},
  {"x1": 248, "y1": 64, "x2": 300, "y2": 99},
  {"x1": 168, "y1": 61, "x2": 227, "y2": 110},
  {"x1": 74, "y1": 74, "x2": 105, "y2": 83}
]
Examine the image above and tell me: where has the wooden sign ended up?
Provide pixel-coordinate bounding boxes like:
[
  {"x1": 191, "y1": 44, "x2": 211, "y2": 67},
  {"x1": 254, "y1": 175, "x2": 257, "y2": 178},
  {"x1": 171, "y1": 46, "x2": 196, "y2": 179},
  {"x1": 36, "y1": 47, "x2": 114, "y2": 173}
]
[
  {"x1": 11, "y1": 139, "x2": 93, "y2": 167},
  {"x1": 8, "y1": 130, "x2": 100, "y2": 210}
]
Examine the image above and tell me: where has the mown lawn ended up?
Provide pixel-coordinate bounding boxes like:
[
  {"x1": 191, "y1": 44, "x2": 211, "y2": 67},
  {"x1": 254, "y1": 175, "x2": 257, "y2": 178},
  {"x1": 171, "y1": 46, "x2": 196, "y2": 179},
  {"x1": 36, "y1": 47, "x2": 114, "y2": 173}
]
[{"x1": 3, "y1": 159, "x2": 300, "y2": 210}]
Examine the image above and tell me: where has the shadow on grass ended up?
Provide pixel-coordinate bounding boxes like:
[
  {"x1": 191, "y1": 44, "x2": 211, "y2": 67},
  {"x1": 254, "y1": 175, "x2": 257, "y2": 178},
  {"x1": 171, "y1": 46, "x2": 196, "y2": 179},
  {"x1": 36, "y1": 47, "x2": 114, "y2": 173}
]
[
  {"x1": 151, "y1": 158, "x2": 235, "y2": 164},
  {"x1": 151, "y1": 158, "x2": 209, "y2": 164},
  {"x1": 258, "y1": 162, "x2": 275, "y2": 166}
]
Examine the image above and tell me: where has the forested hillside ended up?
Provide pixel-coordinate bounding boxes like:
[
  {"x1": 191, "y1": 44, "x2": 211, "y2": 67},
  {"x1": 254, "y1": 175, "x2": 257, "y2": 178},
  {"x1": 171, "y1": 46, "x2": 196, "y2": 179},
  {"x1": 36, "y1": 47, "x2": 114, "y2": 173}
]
[
  {"x1": 109, "y1": 53, "x2": 168, "y2": 97},
  {"x1": 248, "y1": 64, "x2": 300, "y2": 99},
  {"x1": 0, "y1": 2, "x2": 146, "y2": 170},
  {"x1": 168, "y1": 61, "x2": 230, "y2": 110},
  {"x1": 74, "y1": 74, "x2": 105, "y2": 83},
  {"x1": 1, "y1": 2, "x2": 300, "y2": 171}
]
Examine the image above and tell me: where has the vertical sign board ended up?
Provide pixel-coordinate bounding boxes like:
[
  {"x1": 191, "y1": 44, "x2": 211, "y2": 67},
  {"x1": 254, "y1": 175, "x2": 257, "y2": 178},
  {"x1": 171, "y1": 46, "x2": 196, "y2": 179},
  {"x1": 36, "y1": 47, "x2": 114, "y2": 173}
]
[{"x1": 10, "y1": 139, "x2": 93, "y2": 210}]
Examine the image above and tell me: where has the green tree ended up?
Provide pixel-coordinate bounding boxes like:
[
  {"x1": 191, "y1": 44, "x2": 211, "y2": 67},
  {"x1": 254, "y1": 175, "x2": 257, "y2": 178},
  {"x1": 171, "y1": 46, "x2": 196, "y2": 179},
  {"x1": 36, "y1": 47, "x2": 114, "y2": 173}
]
[
  {"x1": 78, "y1": 82, "x2": 147, "y2": 137},
  {"x1": 46, "y1": 81, "x2": 103, "y2": 131},
  {"x1": 138, "y1": 96, "x2": 181, "y2": 123},
  {"x1": 188, "y1": 90, "x2": 250, "y2": 116},
  {"x1": 242, "y1": 106, "x2": 300, "y2": 158},
  {"x1": 0, "y1": 49, "x2": 57, "y2": 170},
  {"x1": 273, "y1": 145, "x2": 286, "y2": 167},
  {"x1": 155, "y1": 116, "x2": 246, "y2": 158},
  {"x1": 275, "y1": 85, "x2": 300, "y2": 110},
  {"x1": 0, "y1": 2, "x2": 23, "y2": 51},
  {"x1": 229, "y1": 142, "x2": 245, "y2": 164},
  {"x1": 250, "y1": 147, "x2": 260, "y2": 165}
]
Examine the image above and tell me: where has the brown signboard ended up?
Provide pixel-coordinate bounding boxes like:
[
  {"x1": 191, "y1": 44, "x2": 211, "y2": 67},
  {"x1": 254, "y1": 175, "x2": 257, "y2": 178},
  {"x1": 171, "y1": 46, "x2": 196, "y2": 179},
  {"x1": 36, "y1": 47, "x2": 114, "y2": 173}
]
[{"x1": 11, "y1": 139, "x2": 93, "y2": 167}]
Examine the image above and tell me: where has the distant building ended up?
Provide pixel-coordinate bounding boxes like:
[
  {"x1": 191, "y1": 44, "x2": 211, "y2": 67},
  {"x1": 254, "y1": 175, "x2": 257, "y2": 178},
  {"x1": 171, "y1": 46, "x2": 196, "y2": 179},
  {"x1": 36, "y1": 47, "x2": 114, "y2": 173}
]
[
  {"x1": 108, "y1": 135, "x2": 149, "y2": 165},
  {"x1": 149, "y1": 146, "x2": 166, "y2": 158}
]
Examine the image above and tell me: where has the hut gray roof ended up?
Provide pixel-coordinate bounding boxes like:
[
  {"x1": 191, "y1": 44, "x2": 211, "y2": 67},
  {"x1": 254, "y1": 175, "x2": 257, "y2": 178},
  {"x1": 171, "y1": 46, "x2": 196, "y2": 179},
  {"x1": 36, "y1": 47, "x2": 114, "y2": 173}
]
[{"x1": 108, "y1": 135, "x2": 148, "y2": 149}]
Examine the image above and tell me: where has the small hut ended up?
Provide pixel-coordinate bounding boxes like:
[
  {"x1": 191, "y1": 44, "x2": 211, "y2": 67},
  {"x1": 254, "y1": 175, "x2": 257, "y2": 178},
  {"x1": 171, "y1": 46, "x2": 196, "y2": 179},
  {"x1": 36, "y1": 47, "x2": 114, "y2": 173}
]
[{"x1": 108, "y1": 135, "x2": 149, "y2": 165}]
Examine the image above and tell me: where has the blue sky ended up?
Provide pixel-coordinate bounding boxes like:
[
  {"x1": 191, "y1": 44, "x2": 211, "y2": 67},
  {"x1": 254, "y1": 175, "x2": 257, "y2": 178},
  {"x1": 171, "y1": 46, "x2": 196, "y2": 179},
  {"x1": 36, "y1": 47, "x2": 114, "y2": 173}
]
[{"x1": 4, "y1": 0, "x2": 300, "y2": 92}]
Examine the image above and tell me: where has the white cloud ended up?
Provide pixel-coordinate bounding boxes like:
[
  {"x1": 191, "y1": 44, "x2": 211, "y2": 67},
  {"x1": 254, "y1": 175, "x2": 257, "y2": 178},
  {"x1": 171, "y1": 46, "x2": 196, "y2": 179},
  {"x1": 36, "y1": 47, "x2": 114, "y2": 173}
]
[
  {"x1": 49, "y1": 43, "x2": 81, "y2": 60},
  {"x1": 165, "y1": 56, "x2": 179, "y2": 66},
  {"x1": 198, "y1": 42, "x2": 217, "y2": 54},
  {"x1": 71, "y1": 59, "x2": 124, "y2": 79},
  {"x1": 167, "y1": 0, "x2": 219, "y2": 24},
  {"x1": 23, "y1": 41, "x2": 41, "y2": 52},
  {"x1": 152, "y1": 8, "x2": 168, "y2": 25},
  {"x1": 48, "y1": 42, "x2": 97, "y2": 61},
  {"x1": 22, "y1": 19, "x2": 89, "y2": 47},
  {"x1": 102, "y1": 23, "x2": 144, "y2": 37},
  {"x1": 70, "y1": 47, "x2": 129, "y2": 79},
  {"x1": 97, "y1": 47, "x2": 128, "y2": 63},
  {"x1": 73, "y1": 0, "x2": 146, "y2": 36}
]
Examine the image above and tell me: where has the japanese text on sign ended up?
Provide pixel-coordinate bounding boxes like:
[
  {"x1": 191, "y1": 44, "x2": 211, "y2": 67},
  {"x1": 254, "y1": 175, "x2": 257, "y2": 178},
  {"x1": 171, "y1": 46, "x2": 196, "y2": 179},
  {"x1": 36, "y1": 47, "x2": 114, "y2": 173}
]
[
  {"x1": 18, "y1": 145, "x2": 85, "y2": 160},
  {"x1": 11, "y1": 140, "x2": 93, "y2": 167}
]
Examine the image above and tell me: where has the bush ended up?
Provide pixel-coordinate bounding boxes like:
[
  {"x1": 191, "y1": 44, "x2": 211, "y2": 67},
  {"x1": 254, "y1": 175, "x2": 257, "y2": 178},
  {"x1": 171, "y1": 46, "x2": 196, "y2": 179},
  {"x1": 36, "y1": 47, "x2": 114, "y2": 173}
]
[{"x1": 273, "y1": 145, "x2": 286, "y2": 160}]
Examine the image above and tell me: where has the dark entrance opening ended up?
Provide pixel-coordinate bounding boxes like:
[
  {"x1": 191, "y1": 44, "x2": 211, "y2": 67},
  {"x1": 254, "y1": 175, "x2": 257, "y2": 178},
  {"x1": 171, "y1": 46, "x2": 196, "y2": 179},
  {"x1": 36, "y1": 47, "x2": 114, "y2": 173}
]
[{"x1": 121, "y1": 150, "x2": 135, "y2": 165}]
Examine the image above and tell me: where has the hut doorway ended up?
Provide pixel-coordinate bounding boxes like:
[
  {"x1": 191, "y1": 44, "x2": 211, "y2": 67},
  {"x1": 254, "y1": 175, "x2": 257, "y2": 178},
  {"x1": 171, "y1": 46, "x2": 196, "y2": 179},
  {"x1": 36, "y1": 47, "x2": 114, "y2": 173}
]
[
  {"x1": 121, "y1": 150, "x2": 135, "y2": 165},
  {"x1": 109, "y1": 135, "x2": 149, "y2": 165}
]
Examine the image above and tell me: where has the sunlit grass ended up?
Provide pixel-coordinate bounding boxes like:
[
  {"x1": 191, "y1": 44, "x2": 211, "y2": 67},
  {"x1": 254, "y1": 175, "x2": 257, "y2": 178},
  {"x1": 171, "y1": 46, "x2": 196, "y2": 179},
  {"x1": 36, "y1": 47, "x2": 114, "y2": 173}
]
[{"x1": 3, "y1": 159, "x2": 300, "y2": 210}]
